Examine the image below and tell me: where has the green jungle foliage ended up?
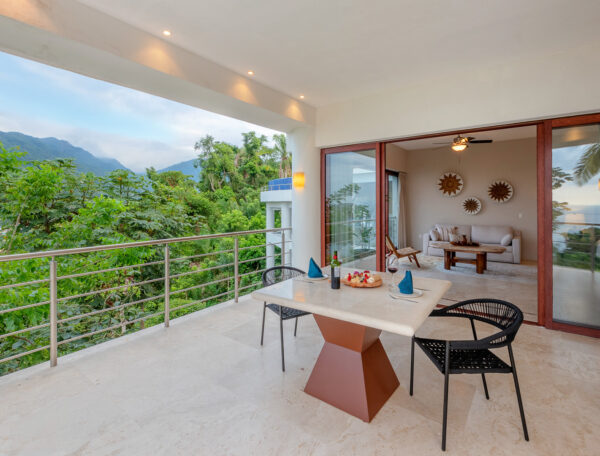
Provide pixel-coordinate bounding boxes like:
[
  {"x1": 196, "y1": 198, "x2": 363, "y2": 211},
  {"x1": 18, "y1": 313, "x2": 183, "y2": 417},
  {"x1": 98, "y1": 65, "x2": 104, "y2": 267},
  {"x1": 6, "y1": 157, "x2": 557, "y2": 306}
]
[
  {"x1": 0, "y1": 132, "x2": 291, "y2": 376},
  {"x1": 551, "y1": 166, "x2": 600, "y2": 272}
]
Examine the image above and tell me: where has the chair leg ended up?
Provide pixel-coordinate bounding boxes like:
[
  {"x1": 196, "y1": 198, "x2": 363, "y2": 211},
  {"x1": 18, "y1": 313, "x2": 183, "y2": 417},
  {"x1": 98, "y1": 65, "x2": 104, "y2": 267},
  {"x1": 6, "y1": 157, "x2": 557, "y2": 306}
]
[
  {"x1": 294, "y1": 317, "x2": 298, "y2": 337},
  {"x1": 413, "y1": 255, "x2": 421, "y2": 268},
  {"x1": 410, "y1": 336, "x2": 415, "y2": 396},
  {"x1": 442, "y1": 341, "x2": 450, "y2": 451},
  {"x1": 260, "y1": 302, "x2": 266, "y2": 346},
  {"x1": 508, "y1": 344, "x2": 529, "y2": 441},
  {"x1": 481, "y1": 373, "x2": 490, "y2": 400},
  {"x1": 279, "y1": 308, "x2": 285, "y2": 372},
  {"x1": 470, "y1": 319, "x2": 490, "y2": 400}
]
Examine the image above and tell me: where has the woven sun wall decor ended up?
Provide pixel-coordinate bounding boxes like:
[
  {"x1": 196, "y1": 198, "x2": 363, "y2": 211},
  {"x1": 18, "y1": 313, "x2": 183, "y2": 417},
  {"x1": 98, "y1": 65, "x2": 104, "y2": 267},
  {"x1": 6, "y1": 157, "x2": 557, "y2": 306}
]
[
  {"x1": 437, "y1": 172, "x2": 464, "y2": 197},
  {"x1": 462, "y1": 196, "x2": 482, "y2": 215},
  {"x1": 488, "y1": 180, "x2": 513, "y2": 203}
]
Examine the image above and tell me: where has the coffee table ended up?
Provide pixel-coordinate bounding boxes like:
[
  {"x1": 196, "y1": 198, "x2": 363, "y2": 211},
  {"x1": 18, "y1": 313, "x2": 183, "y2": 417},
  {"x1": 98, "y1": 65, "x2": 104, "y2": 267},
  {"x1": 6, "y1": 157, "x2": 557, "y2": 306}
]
[{"x1": 431, "y1": 242, "x2": 506, "y2": 274}]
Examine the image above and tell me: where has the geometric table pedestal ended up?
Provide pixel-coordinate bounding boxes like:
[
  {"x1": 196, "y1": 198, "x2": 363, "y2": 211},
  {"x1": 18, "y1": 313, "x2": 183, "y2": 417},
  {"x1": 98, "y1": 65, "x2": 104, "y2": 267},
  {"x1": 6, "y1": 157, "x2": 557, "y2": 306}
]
[{"x1": 304, "y1": 315, "x2": 400, "y2": 422}]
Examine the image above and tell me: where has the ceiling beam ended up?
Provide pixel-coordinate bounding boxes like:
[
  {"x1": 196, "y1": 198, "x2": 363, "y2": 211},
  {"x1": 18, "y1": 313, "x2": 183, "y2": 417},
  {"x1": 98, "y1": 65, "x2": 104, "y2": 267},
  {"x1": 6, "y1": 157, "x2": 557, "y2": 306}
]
[{"x1": 0, "y1": 0, "x2": 315, "y2": 132}]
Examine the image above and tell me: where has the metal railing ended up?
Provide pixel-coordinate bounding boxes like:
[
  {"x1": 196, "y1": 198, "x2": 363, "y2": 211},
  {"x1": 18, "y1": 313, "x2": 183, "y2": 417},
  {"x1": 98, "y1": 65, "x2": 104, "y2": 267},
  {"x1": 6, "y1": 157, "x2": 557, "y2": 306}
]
[
  {"x1": 0, "y1": 227, "x2": 291, "y2": 372},
  {"x1": 261, "y1": 183, "x2": 292, "y2": 191},
  {"x1": 553, "y1": 222, "x2": 599, "y2": 272},
  {"x1": 325, "y1": 218, "x2": 377, "y2": 263}
]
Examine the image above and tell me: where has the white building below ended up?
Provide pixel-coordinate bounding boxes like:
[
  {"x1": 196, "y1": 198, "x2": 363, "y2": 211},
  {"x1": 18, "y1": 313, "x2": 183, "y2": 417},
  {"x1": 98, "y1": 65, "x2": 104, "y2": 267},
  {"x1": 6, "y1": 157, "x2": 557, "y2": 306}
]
[{"x1": 261, "y1": 178, "x2": 292, "y2": 269}]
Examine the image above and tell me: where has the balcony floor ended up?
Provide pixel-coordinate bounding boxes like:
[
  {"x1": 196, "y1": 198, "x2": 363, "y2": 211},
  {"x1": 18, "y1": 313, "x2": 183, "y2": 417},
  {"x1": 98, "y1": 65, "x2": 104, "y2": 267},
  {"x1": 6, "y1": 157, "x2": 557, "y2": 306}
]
[{"x1": 1, "y1": 295, "x2": 599, "y2": 455}]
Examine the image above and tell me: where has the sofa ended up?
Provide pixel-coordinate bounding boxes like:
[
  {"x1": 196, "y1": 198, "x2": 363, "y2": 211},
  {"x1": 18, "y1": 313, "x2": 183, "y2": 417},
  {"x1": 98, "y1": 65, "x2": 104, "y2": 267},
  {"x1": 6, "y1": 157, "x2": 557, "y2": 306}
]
[{"x1": 422, "y1": 224, "x2": 521, "y2": 264}]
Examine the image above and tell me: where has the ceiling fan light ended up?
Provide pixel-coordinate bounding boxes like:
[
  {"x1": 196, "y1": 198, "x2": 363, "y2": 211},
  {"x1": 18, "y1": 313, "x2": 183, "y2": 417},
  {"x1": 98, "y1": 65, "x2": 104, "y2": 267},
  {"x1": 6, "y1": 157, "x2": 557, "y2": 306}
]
[{"x1": 451, "y1": 143, "x2": 468, "y2": 152}]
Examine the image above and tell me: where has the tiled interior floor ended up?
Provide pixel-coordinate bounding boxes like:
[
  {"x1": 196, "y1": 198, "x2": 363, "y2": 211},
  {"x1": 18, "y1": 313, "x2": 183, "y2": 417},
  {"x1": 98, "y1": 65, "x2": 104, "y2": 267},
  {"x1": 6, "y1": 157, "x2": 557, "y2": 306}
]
[
  {"x1": 348, "y1": 254, "x2": 538, "y2": 321},
  {"x1": 1, "y1": 295, "x2": 598, "y2": 456}
]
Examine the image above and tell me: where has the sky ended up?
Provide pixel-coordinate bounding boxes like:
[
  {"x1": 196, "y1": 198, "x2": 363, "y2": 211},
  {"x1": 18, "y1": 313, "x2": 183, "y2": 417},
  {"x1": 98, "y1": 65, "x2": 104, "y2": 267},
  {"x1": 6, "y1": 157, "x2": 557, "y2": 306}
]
[
  {"x1": 0, "y1": 52, "x2": 281, "y2": 172},
  {"x1": 553, "y1": 144, "x2": 600, "y2": 208}
]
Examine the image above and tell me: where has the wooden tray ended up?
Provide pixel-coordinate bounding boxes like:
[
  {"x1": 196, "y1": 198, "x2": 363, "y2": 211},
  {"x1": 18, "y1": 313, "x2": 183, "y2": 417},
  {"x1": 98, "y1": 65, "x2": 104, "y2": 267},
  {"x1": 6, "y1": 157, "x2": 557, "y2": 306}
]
[
  {"x1": 342, "y1": 276, "x2": 383, "y2": 288},
  {"x1": 450, "y1": 241, "x2": 480, "y2": 247}
]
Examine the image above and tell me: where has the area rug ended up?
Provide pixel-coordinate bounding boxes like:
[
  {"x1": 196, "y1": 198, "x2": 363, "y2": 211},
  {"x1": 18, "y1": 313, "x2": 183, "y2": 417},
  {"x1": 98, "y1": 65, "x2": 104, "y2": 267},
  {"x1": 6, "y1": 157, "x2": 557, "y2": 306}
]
[
  {"x1": 395, "y1": 255, "x2": 537, "y2": 284},
  {"x1": 394, "y1": 255, "x2": 538, "y2": 320}
]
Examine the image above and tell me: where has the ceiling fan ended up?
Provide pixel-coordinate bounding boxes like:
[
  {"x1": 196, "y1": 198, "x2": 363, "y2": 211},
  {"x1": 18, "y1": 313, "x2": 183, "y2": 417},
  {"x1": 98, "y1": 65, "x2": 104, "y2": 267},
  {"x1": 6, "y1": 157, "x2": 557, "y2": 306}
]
[{"x1": 434, "y1": 135, "x2": 493, "y2": 152}]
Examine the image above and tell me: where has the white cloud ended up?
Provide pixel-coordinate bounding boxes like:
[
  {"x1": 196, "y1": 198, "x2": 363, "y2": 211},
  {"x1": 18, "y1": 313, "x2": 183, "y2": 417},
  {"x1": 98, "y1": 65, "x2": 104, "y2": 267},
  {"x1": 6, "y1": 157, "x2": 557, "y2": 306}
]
[
  {"x1": 2, "y1": 53, "x2": 282, "y2": 171},
  {"x1": 0, "y1": 106, "x2": 281, "y2": 172}
]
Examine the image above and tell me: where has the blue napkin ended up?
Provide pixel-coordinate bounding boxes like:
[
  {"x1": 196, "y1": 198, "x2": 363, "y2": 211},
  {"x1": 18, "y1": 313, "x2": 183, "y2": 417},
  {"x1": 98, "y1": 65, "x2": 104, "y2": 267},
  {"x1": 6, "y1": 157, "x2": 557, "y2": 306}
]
[
  {"x1": 308, "y1": 257, "x2": 324, "y2": 278},
  {"x1": 398, "y1": 271, "x2": 414, "y2": 294}
]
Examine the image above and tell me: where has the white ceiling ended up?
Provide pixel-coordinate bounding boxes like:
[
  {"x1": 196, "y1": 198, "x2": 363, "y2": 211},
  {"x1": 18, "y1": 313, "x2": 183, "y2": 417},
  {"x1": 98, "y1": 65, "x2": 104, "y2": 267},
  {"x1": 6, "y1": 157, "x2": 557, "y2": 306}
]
[
  {"x1": 77, "y1": 0, "x2": 600, "y2": 107},
  {"x1": 391, "y1": 126, "x2": 536, "y2": 150}
]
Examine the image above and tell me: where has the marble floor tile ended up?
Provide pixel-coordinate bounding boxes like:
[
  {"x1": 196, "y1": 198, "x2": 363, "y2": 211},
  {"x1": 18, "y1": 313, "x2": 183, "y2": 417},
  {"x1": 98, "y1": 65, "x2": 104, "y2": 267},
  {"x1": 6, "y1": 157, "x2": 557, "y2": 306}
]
[{"x1": 0, "y1": 295, "x2": 598, "y2": 456}]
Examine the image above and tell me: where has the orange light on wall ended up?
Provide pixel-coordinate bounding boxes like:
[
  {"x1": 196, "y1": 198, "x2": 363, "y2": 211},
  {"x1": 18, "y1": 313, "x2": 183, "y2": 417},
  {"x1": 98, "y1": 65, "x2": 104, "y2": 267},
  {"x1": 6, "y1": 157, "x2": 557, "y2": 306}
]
[{"x1": 293, "y1": 172, "x2": 305, "y2": 189}]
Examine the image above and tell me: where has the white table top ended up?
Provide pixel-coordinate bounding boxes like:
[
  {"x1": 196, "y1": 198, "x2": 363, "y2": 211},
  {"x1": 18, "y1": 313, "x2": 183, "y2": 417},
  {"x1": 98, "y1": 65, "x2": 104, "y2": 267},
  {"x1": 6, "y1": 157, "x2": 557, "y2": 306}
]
[{"x1": 251, "y1": 269, "x2": 452, "y2": 337}]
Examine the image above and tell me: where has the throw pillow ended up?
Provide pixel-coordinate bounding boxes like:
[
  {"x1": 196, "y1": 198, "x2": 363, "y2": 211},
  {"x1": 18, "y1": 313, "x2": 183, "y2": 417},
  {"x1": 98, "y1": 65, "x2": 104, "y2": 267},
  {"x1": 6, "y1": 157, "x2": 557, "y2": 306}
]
[
  {"x1": 449, "y1": 233, "x2": 461, "y2": 243},
  {"x1": 501, "y1": 233, "x2": 513, "y2": 246},
  {"x1": 429, "y1": 229, "x2": 440, "y2": 241},
  {"x1": 435, "y1": 224, "x2": 458, "y2": 241}
]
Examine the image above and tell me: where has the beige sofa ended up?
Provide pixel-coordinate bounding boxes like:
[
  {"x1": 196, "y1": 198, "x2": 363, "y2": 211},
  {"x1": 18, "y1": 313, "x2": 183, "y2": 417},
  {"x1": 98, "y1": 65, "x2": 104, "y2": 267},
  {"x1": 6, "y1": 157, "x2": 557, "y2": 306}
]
[{"x1": 422, "y1": 224, "x2": 521, "y2": 264}]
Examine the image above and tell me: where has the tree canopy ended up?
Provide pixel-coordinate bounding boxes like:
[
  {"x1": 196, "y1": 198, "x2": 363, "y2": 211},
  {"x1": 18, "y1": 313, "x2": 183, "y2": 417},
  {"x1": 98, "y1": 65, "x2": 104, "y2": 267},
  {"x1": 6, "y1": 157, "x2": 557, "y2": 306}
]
[{"x1": 0, "y1": 132, "x2": 290, "y2": 376}]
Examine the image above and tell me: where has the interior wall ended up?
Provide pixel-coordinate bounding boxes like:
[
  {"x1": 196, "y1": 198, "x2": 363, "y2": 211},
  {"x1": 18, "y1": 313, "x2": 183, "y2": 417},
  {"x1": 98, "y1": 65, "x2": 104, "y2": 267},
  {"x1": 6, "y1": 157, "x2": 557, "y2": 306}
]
[
  {"x1": 396, "y1": 138, "x2": 538, "y2": 261},
  {"x1": 385, "y1": 144, "x2": 408, "y2": 172}
]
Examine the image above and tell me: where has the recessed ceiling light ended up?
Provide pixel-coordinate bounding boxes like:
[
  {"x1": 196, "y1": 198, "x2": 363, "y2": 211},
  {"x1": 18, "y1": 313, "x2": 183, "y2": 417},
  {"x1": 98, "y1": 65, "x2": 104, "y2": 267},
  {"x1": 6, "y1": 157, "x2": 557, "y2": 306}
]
[
  {"x1": 162, "y1": 30, "x2": 171, "y2": 37},
  {"x1": 247, "y1": 70, "x2": 254, "y2": 76},
  {"x1": 299, "y1": 95, "x2": 305, "y2": 99}
]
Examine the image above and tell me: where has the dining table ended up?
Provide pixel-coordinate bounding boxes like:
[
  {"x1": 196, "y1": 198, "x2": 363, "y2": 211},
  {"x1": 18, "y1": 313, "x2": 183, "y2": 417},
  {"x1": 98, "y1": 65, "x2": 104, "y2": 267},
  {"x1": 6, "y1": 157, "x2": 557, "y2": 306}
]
[{"x1": 251, "y1": 268, "x2": 452, "y2": 422}]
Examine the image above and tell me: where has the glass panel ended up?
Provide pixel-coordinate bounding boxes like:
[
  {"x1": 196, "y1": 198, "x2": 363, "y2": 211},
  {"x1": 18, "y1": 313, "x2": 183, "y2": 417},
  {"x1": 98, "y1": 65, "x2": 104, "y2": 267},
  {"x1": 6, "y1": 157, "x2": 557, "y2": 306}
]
[
  {"x1": 552, "y1": 124, "x2": 600, "y2": 328},
  {"x1": 325, "y1": 150, "x2": 376, "y2": 269},
  {"x1": 387, "y1": 173, "x2": 399, "y2": 246}
]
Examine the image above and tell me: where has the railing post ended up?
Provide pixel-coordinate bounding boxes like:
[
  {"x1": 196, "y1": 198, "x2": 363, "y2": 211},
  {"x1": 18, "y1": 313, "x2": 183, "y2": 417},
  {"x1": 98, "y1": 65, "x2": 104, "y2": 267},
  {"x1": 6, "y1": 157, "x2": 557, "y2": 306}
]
[
  {"x1": 591, "y1": 227, "x2": 596, "y2": 273},
  {"x1": 288, "y1": 228, "x2": 292, "y2": 265},
  {"x1": 234, "y1": 236, "x2": 239, "y2": 303},
  {"x1": 49, "y1": 258, "x2": 58, "y2": 367},
  {"x1": 281, "y1": 230, "x2": 286, "y2": 266},
  {"x1": 164, "y1": 244, "x2": 170, "y2": 328}
]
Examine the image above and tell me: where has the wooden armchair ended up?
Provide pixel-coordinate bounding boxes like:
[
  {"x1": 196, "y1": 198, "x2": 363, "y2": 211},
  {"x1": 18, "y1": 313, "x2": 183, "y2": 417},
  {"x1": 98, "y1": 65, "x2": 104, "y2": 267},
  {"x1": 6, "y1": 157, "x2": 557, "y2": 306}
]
[{"x1": 385, "y1": 235, "x2": 421, "y2": 268}]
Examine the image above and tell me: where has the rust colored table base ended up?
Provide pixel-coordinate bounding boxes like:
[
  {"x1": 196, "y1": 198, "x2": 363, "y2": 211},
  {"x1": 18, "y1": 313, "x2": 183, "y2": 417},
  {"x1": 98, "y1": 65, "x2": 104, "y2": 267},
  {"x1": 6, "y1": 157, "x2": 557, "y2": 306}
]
[{"x1": 304, "y1": 315, "x2": 400, "y2": 422}]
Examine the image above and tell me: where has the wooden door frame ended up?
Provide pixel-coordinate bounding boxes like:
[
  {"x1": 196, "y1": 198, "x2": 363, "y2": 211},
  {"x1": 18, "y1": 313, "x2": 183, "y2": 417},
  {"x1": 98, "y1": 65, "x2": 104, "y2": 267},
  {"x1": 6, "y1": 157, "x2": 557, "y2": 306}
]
[
  {"x1": 320, "y1": 113, "x2": 600, "y2": 337},
  {"x1": 541, "y1": 113, "x2": 600, "y2": 338},
  {"x1": 320, "y1": 142, "x2": 379, "y2": 267}
]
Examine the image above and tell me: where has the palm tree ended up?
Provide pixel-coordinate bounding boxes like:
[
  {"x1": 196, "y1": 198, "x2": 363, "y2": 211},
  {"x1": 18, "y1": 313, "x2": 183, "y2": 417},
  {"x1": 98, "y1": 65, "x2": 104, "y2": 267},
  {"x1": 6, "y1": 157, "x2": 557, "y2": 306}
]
[
  {"x1": 273, "y1": 134, "x2": 292, "y2": 178},
  {"x1": 573, "y1": 143, "x2": 600, "y2": 185}
]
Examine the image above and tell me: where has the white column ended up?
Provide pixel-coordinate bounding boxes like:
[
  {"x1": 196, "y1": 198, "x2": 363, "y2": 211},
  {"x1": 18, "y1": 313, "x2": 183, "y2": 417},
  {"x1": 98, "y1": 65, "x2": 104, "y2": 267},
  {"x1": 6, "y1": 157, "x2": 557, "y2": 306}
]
[
  {"x1": 281, "y1": 203, "x2": 291, "y2": 229},
  {"x1": 281, "y1": 203, "x2": 292, "y2": 265},
  {"x1": 266, "y1": 204, "x2": 275, "y2": 269},
  {"x1": 289, "y1": 126, "x2": 321, "y2": 268}
]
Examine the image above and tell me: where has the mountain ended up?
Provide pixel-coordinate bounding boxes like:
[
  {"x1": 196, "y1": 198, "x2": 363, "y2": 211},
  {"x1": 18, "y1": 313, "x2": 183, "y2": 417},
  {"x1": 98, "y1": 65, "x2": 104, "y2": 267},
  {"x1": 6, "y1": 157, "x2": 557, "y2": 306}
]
[
  {"x1": 158, "y1": 159, "x2": 202, "y2": 179},
  {"x1": 0, "y1": 131, "x2": 131, "y2": 176}
]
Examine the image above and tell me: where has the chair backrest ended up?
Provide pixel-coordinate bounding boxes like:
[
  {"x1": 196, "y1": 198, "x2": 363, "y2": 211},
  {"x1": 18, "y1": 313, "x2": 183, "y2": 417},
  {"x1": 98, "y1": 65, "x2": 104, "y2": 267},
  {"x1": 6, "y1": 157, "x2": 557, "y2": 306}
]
[
  {"x1": 436, "y1": 299, "x2": 523, "y2": 349},
  {"x1": 385, "y1": 235, "x2": 397, "y2": 254},
  {"x1": 261, "y1": 266, "x2": 305, "y2": 287}
]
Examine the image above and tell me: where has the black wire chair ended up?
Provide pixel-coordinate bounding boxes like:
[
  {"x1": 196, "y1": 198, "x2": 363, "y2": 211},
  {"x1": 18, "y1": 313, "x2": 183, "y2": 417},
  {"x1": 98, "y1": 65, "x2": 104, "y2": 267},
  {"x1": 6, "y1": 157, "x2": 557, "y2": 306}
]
[
  {"x1": 410, "y1": 299, "x2": 529, "y2": 451},
  {"x1": 260, "y1": 266, "x2": 310, "y2": 372}
]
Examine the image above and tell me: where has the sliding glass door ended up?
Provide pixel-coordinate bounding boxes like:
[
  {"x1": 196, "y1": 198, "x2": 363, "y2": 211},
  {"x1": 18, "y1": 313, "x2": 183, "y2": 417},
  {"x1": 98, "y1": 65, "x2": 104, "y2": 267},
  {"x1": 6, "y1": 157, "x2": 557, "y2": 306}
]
[
  {"x1": 324, "y1": 148, "x2": 377, "y2": 269},
  {"x1": 551, "y1": 123, "x2": 600, "y2": 329},
  {"x1": 386, "y1": 171, "x2": 399, "y2": 246}
]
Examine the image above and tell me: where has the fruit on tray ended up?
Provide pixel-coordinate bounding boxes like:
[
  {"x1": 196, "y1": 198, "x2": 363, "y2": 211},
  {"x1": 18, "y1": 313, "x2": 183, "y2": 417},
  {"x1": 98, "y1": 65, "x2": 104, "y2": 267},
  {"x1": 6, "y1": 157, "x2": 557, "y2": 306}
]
[{"x1": 343, "y1": 270, "x2": 382, "y2": 288}]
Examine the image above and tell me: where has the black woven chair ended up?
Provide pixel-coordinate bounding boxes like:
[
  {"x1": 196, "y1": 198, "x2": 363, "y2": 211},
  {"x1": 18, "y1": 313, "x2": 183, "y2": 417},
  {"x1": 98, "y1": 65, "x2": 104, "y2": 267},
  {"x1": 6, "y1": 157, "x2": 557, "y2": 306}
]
[
  {"x1": 410, "y1": 299, "x2": 529, "y2": 451},
  {"x1": 260, "y1": 266, "x2": 310, "y2": 372}
]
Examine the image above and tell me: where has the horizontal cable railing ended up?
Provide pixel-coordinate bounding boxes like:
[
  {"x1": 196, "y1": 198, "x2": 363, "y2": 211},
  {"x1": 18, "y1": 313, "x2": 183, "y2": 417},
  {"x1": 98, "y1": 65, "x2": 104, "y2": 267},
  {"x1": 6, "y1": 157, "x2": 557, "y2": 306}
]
[
  {"x1": 0, "y1": 227, "x2": 291, "y2": 375},
  {"x1": 553, "y1": 222, "x2": 599, "y2": 272}
]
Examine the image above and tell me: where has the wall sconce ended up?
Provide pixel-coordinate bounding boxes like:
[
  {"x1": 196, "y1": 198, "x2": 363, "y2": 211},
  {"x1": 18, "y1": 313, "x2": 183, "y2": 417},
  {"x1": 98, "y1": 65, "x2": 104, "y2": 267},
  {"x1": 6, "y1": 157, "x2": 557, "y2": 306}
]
[{"x1": 293, "y1": 172, "x2": 305, "y2": 189}]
